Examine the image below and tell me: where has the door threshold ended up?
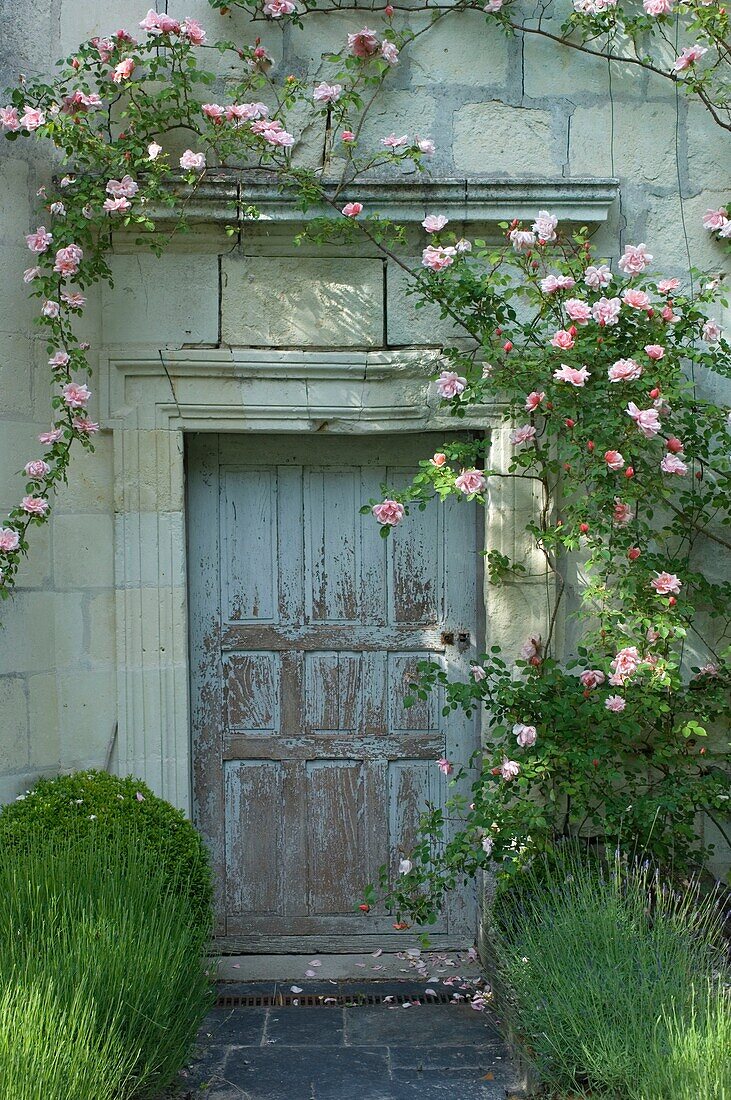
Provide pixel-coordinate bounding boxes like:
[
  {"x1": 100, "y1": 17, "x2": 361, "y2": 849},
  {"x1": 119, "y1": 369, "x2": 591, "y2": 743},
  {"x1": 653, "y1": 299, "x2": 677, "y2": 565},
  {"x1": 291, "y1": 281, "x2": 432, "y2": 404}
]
[{"x1": 212, "y1": 950, "x2": 481, "y2": 983}]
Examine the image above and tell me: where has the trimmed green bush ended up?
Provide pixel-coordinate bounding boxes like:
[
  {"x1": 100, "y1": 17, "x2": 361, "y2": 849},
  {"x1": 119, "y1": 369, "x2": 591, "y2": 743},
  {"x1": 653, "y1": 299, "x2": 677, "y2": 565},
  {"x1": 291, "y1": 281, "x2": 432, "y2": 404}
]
[
  {"x1": 0, "y1": 830, "x2": 214, "y2": 1100},
  {"x1": 0, "y1": 770, "x2": 212, "y2": 930},
  {"x1": 493, "y1": 846, "x2": 731, "y2": 1099}
]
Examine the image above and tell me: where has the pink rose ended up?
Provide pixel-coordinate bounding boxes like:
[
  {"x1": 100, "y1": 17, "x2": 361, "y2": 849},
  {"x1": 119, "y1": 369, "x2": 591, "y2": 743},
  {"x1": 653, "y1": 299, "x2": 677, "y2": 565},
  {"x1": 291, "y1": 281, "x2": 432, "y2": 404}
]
[
  {"x1": 106, "y1": 175, "x2": 139, "y2": 199},
  {"x1": 347, "y1": 27, "x2": 380, "y2": 58},
  {"x1": 643, "y1": 0, "x2": 672, "y2": 12},
  {"x1": 510, "y1": 424, "x2": 537, "y2": 446},
  {"x1": 622, "y1": 288, "x2": 650, "y2": 310},
  {"x1": 422, "y1": 214, "x2": 449, "y2": 233},
  {"x1": 613, "y1": 498, "x2": 633, "y2": 526},
  {"x1": 610, "y1": 645, "x2": 640, "y2": 683},
  {"x1": 202, "y1": 103, "x2": 225, "y2": 122},
  {"x1": 72, "y1": 416, "x2": 100, "y2": 435},
  {"x1": 0, "y1": 528, "x2": 20, "y2": 552},
  {"x1": 62, "y1": 292, "x2": 85, "y2": 310},
  {"x1": 551, "y1": 329, "x2": 575, "y2": 350},
  {"x1": 666, "y1": 436, "x2": 684, "y2": 453},
  {"x1": 26, "y1": 226, "x2": 52, "y2": 253},
  {"x1": 565, "y1": 298, "x2": 592, "y2": 324},
  {"x1": 228, "y1": 103, "x2": 268, "y2": 122},
  {"x1": 62, "y1": 382, "x2": 91, "y2": 408},
  {"x1": 644, "y1": 344, "x2": 664, "y2": 360},
  {"x1": 673, "y1": 44, "x2": 708, "y2": 71},
  {"x1": 520, "y1": 636, "x2": 541, "y2": 661},
  {"x1": 24, "y1": 460, "x2": 50, "y2": 479},
  {"x1": 181, "y1": 17, "x2": 207, "y2": 44},
  {"x1": 660, "y1": 453, "x2": 688, "y2": 475},
  {"x1": 509, "y1": 229, "x2": 536, "y2": 252},
  {"x1": 0, "y1": 106, "x2": 20, "y2": 132},
  {"x1": 372, "y1": 499, "x2": 404, "y2": 526},
  {"x1": 455, "y1": 238, "x2": 472, "y2": 253},
  {"x1": 38, "y1": 428, "x2": 62, "y2": 444},
  {"x1": 580, "y1": 669, "x2": 606, "y2": 689},
  {"x1": 498, "y1": 759, "x2": 520, "y2": 781},
  {"x1": 42, "y1": 300, "x2": 60, "y2": 318},
  {"x1": 513, "y1": 723, "x2": 537, "y2": 748},
  {"x1": 342, "y1": 202, "x2": 363, "y2": 217},
  {"x1": 341, "y1": 130, "x2": 355, "y2": 143},
  {"x1": 49, "y1": 202, "x2": 66, "y2": 216},
  {"x1": 180, "y1": 149, "x2": 206, "y2": 170},
  {"x1": 103, "y1": 196, "x2": 130, "y2": 212},
  {"x1": 263, "y1": 0, "x2": 296, "y2": 15},
  {"x1": 524, "y1": 390, "x2": 545, "y2": 412},
  {"x1": 382, "y1": 132, "x2": 408, "y2": 148},
  {"x1": 532, "y1": 210, "x2": 557, "y2": 242},
  {"x1": 484, "y1": 0, "x2": 503, "y2": 11},
  {"x1": 313, "y1": 82, "x2": 342, "y2": 104},
  {"x1": 651, "y1": 572, "x2": 682, "y2": 595},
  {"x1": 23, "y1": 267, "x2": 41, "y2": 282},
  {"x1": 604, "y1": 450, "x2": 625, "y2": 470},
  {"x1": 530, "y1": 209, "x2": 558, "y2": 242},
  {"x1": 702, "y1": 319, "x2": 722, "y2": 344},
  {"x1": 584, "y1": 264, "x2": 613, "y2": 289},
  {"x1": 20, "y1": 107, "x2": 46, "y2": 130},
  {"x1": 618, "y1": 243, "x2": 653, "y2": 274},
  {"x1": 702, "y1": 209, "x2": 728, "y2": 231},
  {"x1": 455, "y1": 469, "x2": 486, "y2": 495},
  {"x1": 471, "y1": 665, "x2": 486, "y2": 682},
  {"x1": 605, "y1": 695, "x2": 626, "y2": 712},
  {"x1": 541, "y1": 274, "x2": 575, "y2": 293},
  {"x1": 431, "y1": 452, "x2": 447, "y2": 468},
  {"x1": 592, "y1": 296, "x2": 621, "y2": 326},
  {"x1": 147, "y1": 142, "x2": 162, "y2": 160},
  {"x1": 553, "y1": 364, "x2": 590, "y2": 387},
  {"x1": 608, "y1": 358, "x2": 642, "y2": 382},
  {"x1": 422, "y1": 245, "x2": 456, "y2": 272},
  {"x1": 381, "y1": 41, "x2": 399, "y2": 64},
  {"x1": 21, "y1": 495, "x2": 49, "y2": 516},
  {"x1": 112, "y1": 58, "x2": 135, "y2": 83},
  {"x1": 53, "y1": 243, "x2": 83, "y2": 277},
  {"x1": 436, "y1": 370, "x2": 467, "y2": 398},
  {"x1": 657, "y1": 278, "x2": 680, "y2": 293},
  {"x1": 262, "y1": 126, "x2": 295, "y2": 147},
  {"x1": 626, "y1": 401, "x2": 661, "y2": 438},
  {"x1": 436, "y1": 757, "x2": 453, "y2": 775},
  {"x1": 416, "y1": 137, "x2": 435, "y2": 155}
]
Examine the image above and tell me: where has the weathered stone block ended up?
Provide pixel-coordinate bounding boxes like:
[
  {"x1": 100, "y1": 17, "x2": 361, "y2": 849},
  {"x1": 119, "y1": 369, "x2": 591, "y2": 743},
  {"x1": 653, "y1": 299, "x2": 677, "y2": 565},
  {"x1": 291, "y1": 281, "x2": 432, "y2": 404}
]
[
  {"x1": 102, "y1": 254, "x2": 219, "y2": 345},
  {"x1": 221, "y1": 256, "x2": 383, "y2": 347},
  {"x1": 644, "y1": 192, "x2": 731, "y2": 273},
  {"x1": 686, "y1": 103, "x2": 731, "y2": 192},
  {"x1": 27, "y1": 671, "x2": 59, "y2": 770},
  {"x1": 53, "y1": 513, "x2": 114, "y2": 590},
  {"x1": 0, "y1": 675, "x2": 29, "y2": 771},
  {"x1": 0, "y1": 334, "x2": 33, "y2": 417},
  {"x1": 57, "y1": 667, "x2": 115, "y2": 768},
  {"x1": 453, "y1": 101, "x2": 563, "y2": 175},
  {"x1": 409, "y1": 17, "x2": 509, "y2": 87},
  {"x1": 0, "y1": 592, "x2": 55, "y2": 674},
  {"x1": 569, "y1": 101, "x2": 679, "y2": 184},
  {"x1": 387, "y1": 262, "x2": 463, "y2": 345}
]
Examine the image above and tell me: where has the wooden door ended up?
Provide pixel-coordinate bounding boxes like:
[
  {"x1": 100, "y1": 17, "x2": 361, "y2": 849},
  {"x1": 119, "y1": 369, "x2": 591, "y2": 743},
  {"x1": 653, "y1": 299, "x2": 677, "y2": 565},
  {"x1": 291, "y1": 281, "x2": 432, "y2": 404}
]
[{"x1": 188, "y1": 434, "x2": 481, "y2": 953}]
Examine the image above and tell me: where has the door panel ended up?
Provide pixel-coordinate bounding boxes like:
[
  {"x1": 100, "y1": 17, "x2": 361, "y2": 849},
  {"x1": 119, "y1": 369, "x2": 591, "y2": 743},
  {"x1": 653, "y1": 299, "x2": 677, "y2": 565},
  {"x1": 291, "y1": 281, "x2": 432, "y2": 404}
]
[{"x1": 188, "y1": 433, "x2": 481, "y2": 952}]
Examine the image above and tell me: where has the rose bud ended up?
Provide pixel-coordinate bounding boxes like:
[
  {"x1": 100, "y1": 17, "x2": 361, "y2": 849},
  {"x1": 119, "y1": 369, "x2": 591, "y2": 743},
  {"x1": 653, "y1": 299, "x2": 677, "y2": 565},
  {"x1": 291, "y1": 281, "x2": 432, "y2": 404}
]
[
  {"x1": 695, "y1": 470, "x2": 703, "y2": 480},
  {"x1": 495, "y1": 327, "x2": 502, "y2": 336},
  {"x1": 568, "y1": 325, "x2": 578, "y2": 337},
  {"x1": 579, "y1": 522, "x2": 589, "y2": 534},
  {"x1": 668, "y1": 596, "x2": 677, "y2": 607},
  {"x1": 649, "y1": 388, "x2": 661, "y2": 399},
  {"x1": 565, "y1": 418, "x2": 575, "y2": 428},
  {"x1": 503, "y1": 341, "x2": 513, "y2": 352},
  {"x1": 563, "y1": 463, "x2": 571, "y2": 472},
  {"x1": 359, "y1": 903, "x2": 370, "y2": 912},
  {"x1": 587, "y1": 440, "x2": 595, "y2": 452},
  {"x1": 546, "y1": 401, "x2": 554, "y2": 410},
  {"x1": 385, "y1": 3, "x2": 394, "y2": 12},
  {"x1": 666, "y1": 437, "x2": 683, "y2": 453},
  {"x1": 628, "y1": 547, "x2": 641, "y2": 561},
  {"x1": 625, "y1": 466, "x2": 635, "y2": 478},
  {"x1": 529, "y1": 656, "x2": 542, "y2": 667},
  {"x1": 593, "y1": 759, "x2": 599, "y2": 768},
  {"x1": 531, "y1": 261, "x2": 539, "y2": 270}
]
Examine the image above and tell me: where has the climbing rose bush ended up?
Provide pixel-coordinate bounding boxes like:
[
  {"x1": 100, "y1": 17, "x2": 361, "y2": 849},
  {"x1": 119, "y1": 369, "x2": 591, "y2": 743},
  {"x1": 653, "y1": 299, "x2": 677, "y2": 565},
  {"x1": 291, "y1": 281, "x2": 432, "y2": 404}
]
[{"x1": 0, "y1": 3, "x2": 728, "y2": 925}]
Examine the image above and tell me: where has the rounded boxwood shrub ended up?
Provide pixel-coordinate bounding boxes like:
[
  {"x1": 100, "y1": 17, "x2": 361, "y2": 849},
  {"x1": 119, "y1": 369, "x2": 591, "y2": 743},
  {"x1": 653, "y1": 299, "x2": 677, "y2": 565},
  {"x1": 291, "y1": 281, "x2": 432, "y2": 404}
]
[{"x1": 0, "y1": 771, "x2": 213, "y2": 933}]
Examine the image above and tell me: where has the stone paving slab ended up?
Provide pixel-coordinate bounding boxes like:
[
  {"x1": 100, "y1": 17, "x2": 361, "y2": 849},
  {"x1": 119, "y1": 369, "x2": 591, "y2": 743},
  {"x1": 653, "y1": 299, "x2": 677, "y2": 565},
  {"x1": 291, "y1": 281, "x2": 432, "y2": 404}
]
[{"x1": 177, "y1": 984, "x2": 525, "y2": 1099}]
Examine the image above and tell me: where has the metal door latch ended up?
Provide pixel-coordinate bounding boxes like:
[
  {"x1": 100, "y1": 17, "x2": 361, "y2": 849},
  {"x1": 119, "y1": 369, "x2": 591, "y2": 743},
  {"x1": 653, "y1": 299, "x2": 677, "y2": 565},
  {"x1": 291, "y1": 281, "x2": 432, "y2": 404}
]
[{"x1": 457, "y1": 631, "x2": 471, "y2": 652}]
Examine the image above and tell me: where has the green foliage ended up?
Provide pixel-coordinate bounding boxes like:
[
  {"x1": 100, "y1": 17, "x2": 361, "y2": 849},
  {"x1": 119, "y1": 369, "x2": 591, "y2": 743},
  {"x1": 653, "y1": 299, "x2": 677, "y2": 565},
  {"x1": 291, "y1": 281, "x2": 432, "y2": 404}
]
[
  {"x1": 492, "y1": 846, "x2": 731, "y2": 1098},
  {"x1": 0, "y1": 831, "x2": 213, "y2": 1099},
  {"x1": 0, "y1": 771, "x2": 213, "y2": 931}
]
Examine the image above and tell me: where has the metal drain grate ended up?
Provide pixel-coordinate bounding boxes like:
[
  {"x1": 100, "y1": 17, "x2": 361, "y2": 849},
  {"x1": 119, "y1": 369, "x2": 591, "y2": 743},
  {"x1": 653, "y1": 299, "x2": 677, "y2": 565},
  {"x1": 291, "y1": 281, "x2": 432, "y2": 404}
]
[{"x1": 216, "y1": 991, "x2": 456, "y2": 1008}]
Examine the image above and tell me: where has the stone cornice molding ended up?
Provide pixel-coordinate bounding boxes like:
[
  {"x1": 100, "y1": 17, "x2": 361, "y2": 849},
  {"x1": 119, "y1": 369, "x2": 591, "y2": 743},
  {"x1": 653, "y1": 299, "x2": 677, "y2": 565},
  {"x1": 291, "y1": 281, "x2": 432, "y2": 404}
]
[{"x1": 152, "y1": 176, "x2": 619, "y2": 228}]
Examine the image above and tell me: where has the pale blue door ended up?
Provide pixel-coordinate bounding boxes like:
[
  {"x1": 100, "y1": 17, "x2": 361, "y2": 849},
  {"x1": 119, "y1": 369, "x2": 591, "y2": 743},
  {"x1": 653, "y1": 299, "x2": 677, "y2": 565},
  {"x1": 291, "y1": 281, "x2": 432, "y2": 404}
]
[{"x1": 188, "y1": 433, "x2": 480, "y2": 952}]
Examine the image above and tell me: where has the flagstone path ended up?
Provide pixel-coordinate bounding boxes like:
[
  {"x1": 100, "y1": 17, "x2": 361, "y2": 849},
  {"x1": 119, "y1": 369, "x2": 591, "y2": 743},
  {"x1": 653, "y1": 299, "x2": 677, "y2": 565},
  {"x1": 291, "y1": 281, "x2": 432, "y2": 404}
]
[{"x1": 178, "y1": 982, "x2": 525, "y2": 1100}]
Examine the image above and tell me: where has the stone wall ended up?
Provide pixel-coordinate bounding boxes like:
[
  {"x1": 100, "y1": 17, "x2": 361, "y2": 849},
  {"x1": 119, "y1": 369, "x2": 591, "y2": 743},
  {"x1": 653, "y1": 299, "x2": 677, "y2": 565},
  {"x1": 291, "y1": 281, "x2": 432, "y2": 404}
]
[{"x1": 0, "y1": 0, "x2": 729, "y2": 874}]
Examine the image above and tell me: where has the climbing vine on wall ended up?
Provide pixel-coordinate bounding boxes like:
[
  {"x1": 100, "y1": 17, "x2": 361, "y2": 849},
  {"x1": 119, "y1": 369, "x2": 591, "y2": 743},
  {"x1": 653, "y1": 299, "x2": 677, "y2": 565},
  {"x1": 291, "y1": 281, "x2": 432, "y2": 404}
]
[{"x1": 0, "y1": 3, "x2": 729, "y2": 901}]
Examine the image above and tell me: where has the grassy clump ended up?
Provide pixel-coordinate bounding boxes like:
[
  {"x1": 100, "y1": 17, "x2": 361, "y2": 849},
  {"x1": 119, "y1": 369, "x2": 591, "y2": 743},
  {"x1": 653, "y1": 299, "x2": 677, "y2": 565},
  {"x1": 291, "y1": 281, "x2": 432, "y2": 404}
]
[
  {"x1": 493, "y1": 845, "x2": 731, "y2": 1099},
  {"x1": 0, "y1": 770, "x2": 213, "y2": 930},
  {"x1": 0, "y1": 831, "x2": 213, "y2": 1100}
]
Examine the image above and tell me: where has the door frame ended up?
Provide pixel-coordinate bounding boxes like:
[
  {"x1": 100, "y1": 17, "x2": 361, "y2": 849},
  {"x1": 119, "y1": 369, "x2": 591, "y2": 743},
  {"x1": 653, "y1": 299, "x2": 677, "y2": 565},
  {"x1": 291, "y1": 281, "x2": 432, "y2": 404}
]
[{"x1": 104, "y1": 347, "x2": 546, "y2": 832}]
